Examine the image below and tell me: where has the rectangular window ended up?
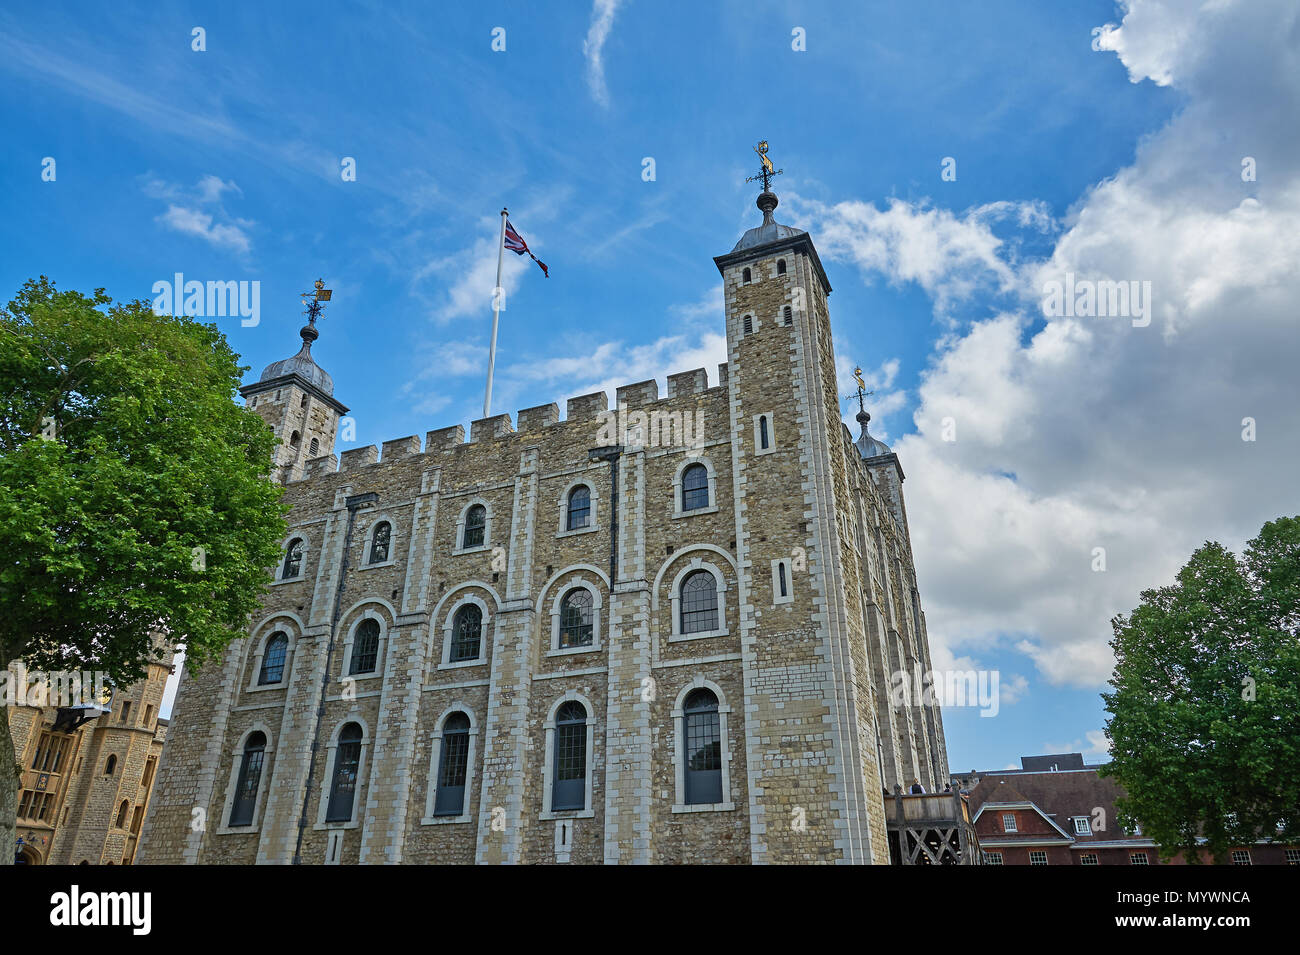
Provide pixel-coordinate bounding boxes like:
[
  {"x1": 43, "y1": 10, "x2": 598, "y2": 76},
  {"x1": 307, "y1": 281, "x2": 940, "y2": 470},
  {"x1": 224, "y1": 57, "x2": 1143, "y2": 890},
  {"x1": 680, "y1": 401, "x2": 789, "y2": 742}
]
[
  {"x1": 1002, "y1": 813, "x2": 1017, "y2": 832},
  {"x1": 121, "y1": 701, "x2": 132, "y2": 724},
  {"x1": 1130, "y1": 852, "x2": 1149, "y2": 865},
  {"x1": 1029, "y1": 850, "x2": 1048, "y2": 865},
  {"x1": 1079, "y1": 853, "x2": 1099, "y2": 866},
  {"x1": 1073, "y1": 816, "x2": 1092, "y2": 835},
  {"x1": 552, "y1": 722, "x2": 587, "y2": 811},
  {"x1": 1286, "y1": 849, "x2": 1300, "y2": 865},
  {"x1": 1231, "y1": 850, "x2": 1252, "y2": 866},
  {"x1": 982, "y1": 851, "x2": 1003, "y2": 865},
  {"x1": 434, "y1": 732, "x2": 470, "y2": 817},
  {"x1": 325, "y1": 741, "x2": 361, "y2": 823}
]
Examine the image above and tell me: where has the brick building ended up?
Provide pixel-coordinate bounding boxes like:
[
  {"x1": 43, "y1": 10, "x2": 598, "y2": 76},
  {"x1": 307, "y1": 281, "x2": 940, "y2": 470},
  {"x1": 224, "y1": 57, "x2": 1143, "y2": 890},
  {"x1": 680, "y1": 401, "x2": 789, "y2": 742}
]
[
  {"x1": 966, "y1": 754, "x2": 1300, "y2": 865},
  {"x1": 8, "y1": 652, "x2": 171, "y2": 865},
  {"x1": 139, "y1": 178, "x2": 949, "y2": 865}
]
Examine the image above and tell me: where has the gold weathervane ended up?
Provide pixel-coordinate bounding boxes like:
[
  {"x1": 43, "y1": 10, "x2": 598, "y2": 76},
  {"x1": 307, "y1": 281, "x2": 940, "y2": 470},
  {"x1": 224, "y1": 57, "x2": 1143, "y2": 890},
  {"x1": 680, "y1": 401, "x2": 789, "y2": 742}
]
[{"x1": 745, "y1": 140, "x2": 783, "y2": 191}]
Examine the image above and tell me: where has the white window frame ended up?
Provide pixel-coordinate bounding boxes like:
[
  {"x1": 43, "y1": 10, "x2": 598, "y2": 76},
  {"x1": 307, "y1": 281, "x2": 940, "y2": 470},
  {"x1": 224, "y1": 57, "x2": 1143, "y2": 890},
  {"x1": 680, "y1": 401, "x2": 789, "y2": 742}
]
[
  {"x1": 1079, "y1": 852, "x2": 1099, "y2": 866},
  {"x1": 1002, "y1": 813, "x2": 1018, "y2": 833},
  {"x1": 556, "y1": 478, "x2": 599, "y2": 538},
  {"x1": 540, "y1": 691, "x2": 596, "y2": 820},
  {"x1": 547, "y1": 578, "x2": 603, "y2": 656},
  {"x1": 1284, "y1": 849, "x2": 1300, "y2": 865},
  {"x1": 359, "y1": 513, "x2": 399, "y2": 570},
  {"x1": 671, "y1": 677, "x2": 735, "y2": 813},
  {"x1": 671, "y1": 456, "x2": 719, "y2": 519},
  {"x1": 421, "y1": 704, "x2": 479, "y2": 825},
  {"x1": 272, "y1": 532, "x2": 310, "y2": 585},
  {"x1": 983, "y1": 850, "x2": 1003, "y2": 865},
  {"x1": 1072, "y1": 816, "x2": 1092, "y2": 835},
  {"x1": 752, "y1": 412, "x2": 776, "y2": 455},
  {"x1": 668, "y1": 558, "x2": 729, "y2": 642},
  {"x1": 314, "y1": 716, "x2": 371, "y2": 831},
  {"x1": 770, "y1": 557, "x2": 793, "y2": 606},
  {"x1": 1130, "y1": 851, "x2": 1149, "y2": 865},
  {"x1": 1231, "y1": 849, "x2": 1252, "y2": 866},
  {"x1": 246, "y1": 620, "x2": 298, "y2": 692},
  {"x1": 452, "y1": 497, "x2": 493, "y2": 555},
  {"x1": 439, "y1": 593, "x2": 491, "y2": 669},
  {"x1": 340, "y1": 608, "x2": 388, "y2": 681},
  {"x1": 216, "y1": 723, "x2": 275, "y2": 835},
  {"x1": 1029, "y1": 850, "x2": 1049, "y2": 865}
]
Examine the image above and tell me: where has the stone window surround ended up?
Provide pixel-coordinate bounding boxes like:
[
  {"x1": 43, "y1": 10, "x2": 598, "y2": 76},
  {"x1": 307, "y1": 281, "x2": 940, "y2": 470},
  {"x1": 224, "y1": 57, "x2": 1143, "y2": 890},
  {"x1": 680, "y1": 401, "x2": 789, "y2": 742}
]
[
  {"x1": 359, "y1": 511, "x2": 400, "y2": 570},
  {"x1": 339, "y1": 605, "x2": 390, "y2": 681},
  {"x1": 452, "y1": 497, "x2": 494, "y2": 555},
  {"x1": 670, "y1": 676, "x2": 736, "y2": 814},
  {"x1": 752, "y1": 411, "x2": 776, "y2": 455},
  {"x1": 546, "y1": 576, "x2": 603, "y2": 657},
  {"x1": 271, "y1": 532, "x2": 310, "y2": 585},
  {"x1": 666, "y1": 557, "x2": 729, "y2": 642},
  {"x1": 216, "y1": 722, "x2": 276, "y2": 835},
  {"x1": 539, "y1": 690, "x2": 597, "y2": 820},
  {"x1": 555, "y1": 477, "x2": 599, "y2": 538},
  {"x1": 421, "y1": 703, "x2": 480, "y2": 825},
  {"x1": 770, "y1": 557, "x2": 794, "y2": 606},
  {"x1": 438, "y1": 592, "x2": 492, "y2": 669},
  {"x1": 671, "y1": 455, "x2": 719, "y2": 519},
  {"x1": 245, "y1": 615, "x2": 301, "y2": 692},
  {"x1": 314, "y1": 715, "x2": 371, "y2": 831}
]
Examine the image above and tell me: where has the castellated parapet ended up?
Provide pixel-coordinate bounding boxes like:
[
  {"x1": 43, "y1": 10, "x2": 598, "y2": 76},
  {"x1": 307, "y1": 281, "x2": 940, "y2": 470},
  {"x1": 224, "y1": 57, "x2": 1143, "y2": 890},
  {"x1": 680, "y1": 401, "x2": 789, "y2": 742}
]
[{"x1": 140, "y1": 183, "x2": 948, "y2": 866}]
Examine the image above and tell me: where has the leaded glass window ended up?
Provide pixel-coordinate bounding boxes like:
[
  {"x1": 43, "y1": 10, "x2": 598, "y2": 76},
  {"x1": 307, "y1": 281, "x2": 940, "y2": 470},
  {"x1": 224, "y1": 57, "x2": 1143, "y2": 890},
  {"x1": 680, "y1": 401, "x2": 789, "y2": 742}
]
[
  {"x1": 434, "y1": 713, "x2": 471, "y2": 816},
  {"x1": 349, "y1": 619, "x2": 380, "y2": 674},
  {"x1": 552, "y1": 701, "x2": 587, "y2": 811},
  {"x1": 684, "y1": 689, "x2": 722, "y2": 805},
  {"x1": 463, "y1": 504, "x2": 486, "y2": 548},
  {"x1": 282, "y1": 538, "x2": 303, "y2": 579},
  {"x1": 681, "y1": 464, "x2": 709, "y2": 511},
  {"x1": 680, "y1": 570, "x2": 719, "y2": 635},
  {"x1": 559, "y1": 589, "x2": 594, "y2": 648},
  {"x1": 566, "y1": 485, "x2": 591, "y2": 530},
  {"x1": 259, "y1": 632, "x2": 288, "y2": 685},
  {"x1": 229, "y1": 732, "x2": 266, "y2": 826},
  {"x1": 369, "y1": 521, "x2": 391, "y2": 563},
  {"x1": 325, "y1": 723, "x2": 363, "y2": 823},
  {"x1": 450, "y1": 605, "x2": 482, "y2": 663}
]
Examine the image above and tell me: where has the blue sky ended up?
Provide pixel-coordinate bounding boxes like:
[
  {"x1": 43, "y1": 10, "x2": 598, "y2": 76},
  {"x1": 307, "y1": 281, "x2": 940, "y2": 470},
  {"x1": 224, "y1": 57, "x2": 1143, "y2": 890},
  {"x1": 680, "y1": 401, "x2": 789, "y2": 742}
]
[{"x1": 5, "y1": 1, "x2": 1295, "y2": 774}]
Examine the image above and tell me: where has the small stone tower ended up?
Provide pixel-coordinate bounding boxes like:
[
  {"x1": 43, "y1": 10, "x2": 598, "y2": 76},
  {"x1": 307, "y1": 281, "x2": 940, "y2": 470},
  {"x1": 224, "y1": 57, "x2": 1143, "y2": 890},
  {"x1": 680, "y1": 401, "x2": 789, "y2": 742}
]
[{"x1": 239, "y1": 303, "x2": 348, "y2": 484}]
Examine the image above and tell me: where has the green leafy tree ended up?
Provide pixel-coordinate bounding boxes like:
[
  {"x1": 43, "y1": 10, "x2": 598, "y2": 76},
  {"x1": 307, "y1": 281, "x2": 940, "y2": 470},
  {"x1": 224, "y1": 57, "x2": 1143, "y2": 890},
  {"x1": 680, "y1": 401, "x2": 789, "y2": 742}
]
[
  {"x1": 0, "y1": 278, "x2": 287, "y2": 862},
  {"x1": 1102, "y1": 516, "x2": 1300, "y2": 862}
]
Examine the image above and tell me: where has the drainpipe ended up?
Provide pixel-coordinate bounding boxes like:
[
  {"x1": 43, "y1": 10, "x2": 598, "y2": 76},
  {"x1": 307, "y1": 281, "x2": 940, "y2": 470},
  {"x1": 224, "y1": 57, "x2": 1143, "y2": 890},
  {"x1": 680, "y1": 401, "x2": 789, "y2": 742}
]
[
  {"x1": 588, "y1": 446, "x2": 623, "y2": 585},
  {"x1": 293, "y1": 491, "x2": 377, "y2": 864}
]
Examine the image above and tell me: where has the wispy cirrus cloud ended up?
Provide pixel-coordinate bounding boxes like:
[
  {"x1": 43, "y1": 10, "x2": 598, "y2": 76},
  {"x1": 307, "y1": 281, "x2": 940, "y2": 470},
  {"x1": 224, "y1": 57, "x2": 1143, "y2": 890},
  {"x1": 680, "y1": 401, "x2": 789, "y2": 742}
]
[{"x1": 582, "y1": 0, "x2": 622, "y2": 107}]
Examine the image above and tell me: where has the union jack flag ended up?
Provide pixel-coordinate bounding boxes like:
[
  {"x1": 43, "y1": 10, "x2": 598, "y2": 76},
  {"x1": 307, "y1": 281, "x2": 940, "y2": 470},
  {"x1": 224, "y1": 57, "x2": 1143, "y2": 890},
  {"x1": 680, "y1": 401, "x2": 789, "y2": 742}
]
[{"x1": 504, "y1": 219, "x2": 549, "y2": 277}]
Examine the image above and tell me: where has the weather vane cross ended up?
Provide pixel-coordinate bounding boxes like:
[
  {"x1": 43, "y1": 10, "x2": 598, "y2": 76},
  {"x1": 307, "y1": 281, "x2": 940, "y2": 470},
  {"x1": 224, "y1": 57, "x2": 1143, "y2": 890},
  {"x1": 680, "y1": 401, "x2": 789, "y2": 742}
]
[
  {"x1": 745, "y1": 140, "x2": 783, "y2": 191},
  {"x1": 301, "y1": 278, "x2": 332, "y2": 326},
  {"x1": 846, "y1": 366, "x2": 874, "y2": 415}
]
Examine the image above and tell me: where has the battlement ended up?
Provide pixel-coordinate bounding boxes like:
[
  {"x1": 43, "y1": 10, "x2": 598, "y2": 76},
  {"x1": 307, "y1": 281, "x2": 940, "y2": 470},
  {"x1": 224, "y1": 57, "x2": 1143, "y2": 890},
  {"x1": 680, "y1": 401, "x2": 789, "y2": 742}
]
[{"x1": 283, "y1": 365, "x2": 728, "y2": 484}]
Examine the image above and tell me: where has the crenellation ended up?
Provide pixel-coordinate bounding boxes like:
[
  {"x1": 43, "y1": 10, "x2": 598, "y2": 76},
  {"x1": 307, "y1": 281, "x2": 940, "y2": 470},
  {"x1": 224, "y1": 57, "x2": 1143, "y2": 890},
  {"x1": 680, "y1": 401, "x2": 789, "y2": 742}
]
[
  {"x1": 304, "y1": 454, "x2": 338, "y2": 479},
  {"x1": 426, "y1": 424, "x2": 467, "y2": 452},
  {"x1": 381, "y1": 434, "x2": 422, "y2": 460},
  {"x1": 470, "y1": 413, "x2": 515, "y2": 443},
  {"x1": 339, "y1": 445, "x2": 379, "y2": 471},
  {"x1": 665, "y1": 368, "x2": 709, "y2": 398},
  {"x1": 717, "y1": 362, "x2": 729, "y2": 387},
  {"x1": 517, "y1": 402, "x2": 560, "y2": 432},
  {"x1": 565, "y1": 391, "x2": 608, "y2": 424},
  {"x1": 616, "y1": 378, "x2": 659, "y2": 409}
]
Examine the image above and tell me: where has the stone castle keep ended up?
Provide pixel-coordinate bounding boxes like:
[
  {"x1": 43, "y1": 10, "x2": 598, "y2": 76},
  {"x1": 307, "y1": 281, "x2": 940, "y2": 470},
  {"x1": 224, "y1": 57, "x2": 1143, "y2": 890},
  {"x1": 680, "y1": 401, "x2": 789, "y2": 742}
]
[{"x1": 139, "y1": 181, "x2": 949, "y2": 864}]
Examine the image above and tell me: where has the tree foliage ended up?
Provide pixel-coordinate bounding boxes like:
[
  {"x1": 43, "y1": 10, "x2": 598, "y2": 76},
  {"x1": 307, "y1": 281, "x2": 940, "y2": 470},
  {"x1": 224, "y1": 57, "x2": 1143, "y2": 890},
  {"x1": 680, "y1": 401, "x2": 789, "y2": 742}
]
[{"x1": 1101, "y1": 516, "x2": 1300, "y2": 862}]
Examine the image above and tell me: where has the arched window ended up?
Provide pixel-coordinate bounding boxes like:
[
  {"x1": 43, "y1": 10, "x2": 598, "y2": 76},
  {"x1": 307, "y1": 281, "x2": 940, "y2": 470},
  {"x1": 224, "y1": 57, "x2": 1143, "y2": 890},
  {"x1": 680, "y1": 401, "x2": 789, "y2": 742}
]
[
  {"x1": 566, "y1": 485, "x2": 591, "y2": 530},
  {"x1": 434, "y1": 713, "x2": 471, "y2": 816},
  {"x1": 552, "y1": 701, "x2": 587, "y2": 811},
  {"x1": 349, "y1": 619, "x2": 380, "y2": 674},
  {"x1": 116, "y1": 800, "x2": 129, "y2": 829},
  {"x1": 300, "y1": 394, "x2": 308, "y2": 408},
  {"x1": 681, "y1": 464, "x2": 709, "y2": 511},
  {"x1": 783, "y1": 305, "x2": 793, "y2": 325},
  {"x1": 258, "y1": 632, "x2": 288, "y2": 685},
  {"x1": 680, "y1": 570, "x2": 719, "y2": 635},
  {"x1": 559, "y1": 589, "x2": 594, "y2": 649},
  {"x1": 683, "y1": 688, "x2": 723, "y2": 805},
  {"x1": 742, "y1": 315, "x2": 753, "y2": 336},
  {"x1": 282, "y1": 538, "x2": 303, "y2": 580},
  {"x1": 326, "y1": 723, "x2": 363, "y2": 823},
  {"x1": 229, "y1": 731, "x2": 267, "y2": 826},
  {"x1": 104, "y1": 754, "x2": 116, "y2": 775},
  {"x1": 777, "y1": 259, "x2": 787, "y2": 275},
  {"x1": 462, "y1": 504, "x2": 486, "y2": 549},
  {"x1": 368, "y1": 521, "x2": 391, "y2": 563},
  {"x1": 759, "y1": 415, "x2": 770, "y2": 450},
  {"x1": 289, "y1": 430, "x2": 301, "y2": 449},
  {"x1": 450, "y1": 605, "x2": 482, "y2": 663},
  {"x1": 778, "y1": 561, "x2": 788, "y2": 598},
  {"x1": 742, "y1": 267, "x2": 752, "y2": 284},
  {"x1": 309, "y1": 437, "x2": 319, "y2": 456}
]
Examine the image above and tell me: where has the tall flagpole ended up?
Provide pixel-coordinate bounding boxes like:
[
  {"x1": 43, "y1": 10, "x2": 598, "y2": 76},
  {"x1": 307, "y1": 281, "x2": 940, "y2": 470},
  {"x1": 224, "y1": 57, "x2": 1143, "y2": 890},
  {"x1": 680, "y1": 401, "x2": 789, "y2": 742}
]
[{"x1": 483, "y1": 206, "x2": 508, "y2": 419}]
